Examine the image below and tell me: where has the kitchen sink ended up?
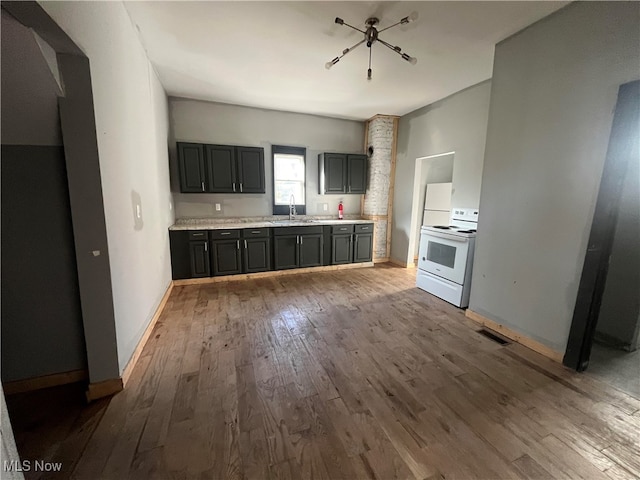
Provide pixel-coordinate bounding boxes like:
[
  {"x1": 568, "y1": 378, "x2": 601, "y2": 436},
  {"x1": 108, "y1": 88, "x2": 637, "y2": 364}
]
[{"x1": 270, "y1": 219, "x2": 319, "y2": 225}]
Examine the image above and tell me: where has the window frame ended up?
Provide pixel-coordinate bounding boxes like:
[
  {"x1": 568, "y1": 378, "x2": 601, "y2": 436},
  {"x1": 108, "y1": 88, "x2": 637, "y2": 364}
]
[{"x1": 272, "y1": 145, "x2": 306, "y2": 215}]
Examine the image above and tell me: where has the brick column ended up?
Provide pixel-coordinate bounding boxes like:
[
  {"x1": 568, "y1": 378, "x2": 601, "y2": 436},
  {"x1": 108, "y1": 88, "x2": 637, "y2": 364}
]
[{"x1": 363, "y1": 115, "x2": 398, "y2": 262}]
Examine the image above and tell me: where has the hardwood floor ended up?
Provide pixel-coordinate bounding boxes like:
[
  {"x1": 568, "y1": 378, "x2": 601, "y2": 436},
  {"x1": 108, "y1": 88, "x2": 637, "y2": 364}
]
[{"x1": 12, "y1": 265, "x2": 640, "y2": 479}]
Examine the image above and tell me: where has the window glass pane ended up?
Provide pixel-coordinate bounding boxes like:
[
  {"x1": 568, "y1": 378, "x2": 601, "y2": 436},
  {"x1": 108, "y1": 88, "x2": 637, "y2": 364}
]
[
  {"x1": 274, "y1": 154, "x2": 305, "y2": 181},
  {"x1": 272, "y1": 146, "x2": 306, "y2": 213},
  {"x1": 274, "y1": 181, "x2": 304, "y2": 205}
]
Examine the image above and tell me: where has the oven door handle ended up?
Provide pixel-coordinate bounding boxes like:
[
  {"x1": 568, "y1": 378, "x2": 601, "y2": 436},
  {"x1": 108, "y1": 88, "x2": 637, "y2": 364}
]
[{"x1": 423, "y1": 231, "x2": 469, "y2": 243}]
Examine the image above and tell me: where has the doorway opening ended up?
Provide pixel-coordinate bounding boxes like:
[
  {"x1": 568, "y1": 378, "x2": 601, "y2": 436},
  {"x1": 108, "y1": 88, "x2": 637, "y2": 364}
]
[
  {"x1": 564, "y1": 80, "x2": 639, "y2": 398},
  {"x1": 407, "y1": 152, "x2": 454, "y2": 266}
]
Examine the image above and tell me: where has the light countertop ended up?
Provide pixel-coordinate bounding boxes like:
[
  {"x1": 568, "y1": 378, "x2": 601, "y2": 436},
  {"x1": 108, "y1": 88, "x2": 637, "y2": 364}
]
[{"x1": 169, "y1": 217, "x2": 373, "y2": 231}]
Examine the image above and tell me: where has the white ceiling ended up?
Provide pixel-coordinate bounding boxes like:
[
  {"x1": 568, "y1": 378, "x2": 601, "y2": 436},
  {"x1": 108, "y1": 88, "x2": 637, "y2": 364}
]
[{"x1": 124, "y1": 1, "x2": 568, "y2": 120}]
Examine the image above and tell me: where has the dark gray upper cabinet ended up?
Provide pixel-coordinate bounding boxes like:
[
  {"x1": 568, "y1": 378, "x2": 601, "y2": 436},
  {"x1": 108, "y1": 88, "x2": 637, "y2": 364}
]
[
  {"x1": 178, "y1": 142, "x2": 264, "y2": 194},
  {"x1": 237, "y1": 147, "x2": 265, "y2": 193},
  {"x1": 347, "y1": 155, "x2": 367, "y2": 194},
  {"x1": 318, "y1": 152, "x2": 367, "y2": 194},
  {"x1": 178, "y1": 143, "x2": 206, "y2": 193},
  {"x1": 321, "y1": 153, "x2": 347, "y2": 193},
  {"x1": 206, "y1": 145, "x2": 236, "y2": 193}
]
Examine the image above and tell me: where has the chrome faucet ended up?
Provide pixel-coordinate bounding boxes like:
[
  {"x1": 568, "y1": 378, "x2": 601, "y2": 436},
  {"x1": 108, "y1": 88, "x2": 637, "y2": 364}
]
[{"x1": 289, "y1": 194, "x2": 297, "y2": 220}]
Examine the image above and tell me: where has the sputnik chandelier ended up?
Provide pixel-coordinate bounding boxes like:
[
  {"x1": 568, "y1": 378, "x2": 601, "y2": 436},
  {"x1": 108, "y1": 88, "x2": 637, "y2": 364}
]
[{"x1": 325, "y1": 13, "x2": 418, "y2": 80}]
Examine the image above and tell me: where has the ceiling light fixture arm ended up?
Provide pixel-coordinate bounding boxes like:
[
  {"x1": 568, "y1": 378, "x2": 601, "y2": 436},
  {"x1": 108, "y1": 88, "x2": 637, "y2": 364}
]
[
  {"x1": 334, "y1": 17, "x2": 365, "y2": 34},
  {"x1": 377, "y1": 12, "x2": 418, "y2": 33},
  {"x1": 325, "y1": 38, "x2": 366, "y2": 69},
  {"x1": 377, "y1": 38, "x2": 418, "y2": 65}
]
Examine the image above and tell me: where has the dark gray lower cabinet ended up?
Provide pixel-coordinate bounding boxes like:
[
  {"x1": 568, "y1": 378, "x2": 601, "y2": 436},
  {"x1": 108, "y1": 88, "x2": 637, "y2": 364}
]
[
  {"x1": 354, "y1": 233, "x2": 373, "y2": 263},
  {"x1": 329, "y1": 223, "x2": 373, "y2": 265},
  {"x1": 170, "y1": 224, "x2": 370, "y2": 279},
  {"x1": 299, "y1": 234, "x2": 323, "y2": 267},
  {"x1": 211, "y1": 239, "x2": 243, "y2": 276},
  {"x1": 170, "y1": 230, "x2": 211, "y2": 279},
  {"x1": 244, "y1": 237, "x2": 271, "y2": 273},
  {"x1": 273, "y1": 235, "x2": 299, "y2": 270},
  {"x1": 189, "y1": 241, "x2": 211, "y2": 277},
  {"x1": 332, "y1": 234, "x2": 353, "y2": 264},
  {"x1": 273, "y1": 226, "x2": 323, "y2": 270}
]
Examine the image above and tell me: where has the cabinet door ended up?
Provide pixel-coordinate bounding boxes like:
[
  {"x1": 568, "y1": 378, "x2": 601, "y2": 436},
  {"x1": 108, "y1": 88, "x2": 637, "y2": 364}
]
[
  {"x1": 353, "y1": 233, "x2": 373, "y2": 263},
  {"x1": 211, "y1": 240, "x2": 243, "y2": 275},
  {"x1": 170, "y1": 231, "x2": 191, "y2": 279},
  {"x1": 244, "y1": 237, "x2": 271, "y2": 273},
  {"x1": 299, "y1": 234, "x2": 323, "y2": 267},
  {"x1": 324, "y1": 154, "x2": 347, "y2": 193},
  {"x1": 189, "y1": 241, "x2": 211, "y2": 277},
  {"x1": 205, "y1": 145, "x2": 236, "y2": 193},
  {"x1": 331, "y1": 234, "x2": 352, "y2": 265},
  {"x1": 236, "y1": 147, "x2": 265, "y2": 193},
  {"x1": 347, "y1": 155, "x2": 367, "y2": 194},
  {"x1": 273, "y1": 235, "x2": 299, "y2": 270},
  {"x1": 178, "y1": 143, "x2": 206, "y2": 193}
]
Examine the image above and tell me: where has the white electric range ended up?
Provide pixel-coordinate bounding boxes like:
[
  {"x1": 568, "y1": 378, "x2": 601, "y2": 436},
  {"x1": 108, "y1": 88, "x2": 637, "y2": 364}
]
[{"x1": 416, "y1": 208, "x2": 478, "y2": 308}]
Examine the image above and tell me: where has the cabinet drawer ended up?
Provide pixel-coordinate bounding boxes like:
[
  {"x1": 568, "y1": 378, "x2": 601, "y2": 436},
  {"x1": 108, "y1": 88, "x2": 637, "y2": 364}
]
[
  {"x1": 210, "y1": 229, "x2": 240, "y2": 240},
  {"x1": 188, "y1": 231, "x2": 209, "y2": 241},
  {"x1": 331, "y1": 224, "x2": 354, "y2": 234},
  {"x1": 354, "y1": 224, "x2": 373, "y2": 234},
  {"x1": 242, "y1": 228, "x2": 270, "y2": 238}
]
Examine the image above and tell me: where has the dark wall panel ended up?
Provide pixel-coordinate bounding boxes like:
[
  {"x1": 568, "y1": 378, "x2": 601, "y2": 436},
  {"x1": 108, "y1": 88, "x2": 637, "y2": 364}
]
[{"x1": 1, "y1": 145, "x2": 86, "y2": 381}]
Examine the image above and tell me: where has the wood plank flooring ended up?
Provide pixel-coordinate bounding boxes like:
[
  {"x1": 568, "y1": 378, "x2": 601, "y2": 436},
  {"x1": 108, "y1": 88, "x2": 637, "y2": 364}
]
[{"x1": 24, "y1": 265, "x2": 640, "y2": 478}]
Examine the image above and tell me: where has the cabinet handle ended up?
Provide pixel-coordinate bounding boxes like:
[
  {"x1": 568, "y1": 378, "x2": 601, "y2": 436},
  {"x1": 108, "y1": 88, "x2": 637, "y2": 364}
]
[
  {"x1": 296, "y1": 236, "x2": 299, "y2": 245},
  {"x1": 349, "y1": 185, "x2": 351, "y2": 192},
  {"x1": 204, "y1": 242, "x2": 208, "y2": 251},
  {"x1": 244, "y1": 240, "x2": 247, "y2": 249},
  {"x1": 361, "y1": 226, "x2": 369, "y2": 230},
  {"x1": 343, "y1": 185, "x2": 346, "y2": 191},
  {"x1": 192, "y1": 233, "x2": 204, "y2": 237},
  {"x1": 236, "y1": 240, "x2": 240, "y2": 250},
  {"x1": 201, "y1": 182, "x2": 205, "y2": 191},
  {"x1": 240, "y1": 183, "x2": 243, "y2": 192},
  {"x1": 300, "y1": 236, "x2": 303, "y2": 245},
  {"x1": 233, "y1": 183, "x2": 236, "y2": 192},
  {"x1": 251, "y1": 231, "x2": 261, "y2": 234},
  {"x1": 220, "y1": 232, "x2": 231, "y2": 235}
]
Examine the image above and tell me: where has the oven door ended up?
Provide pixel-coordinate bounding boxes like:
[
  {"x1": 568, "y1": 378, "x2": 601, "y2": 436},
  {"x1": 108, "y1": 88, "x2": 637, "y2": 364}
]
[{"x1": 418, "y1": 230, "x2": 469, "y2": 285}]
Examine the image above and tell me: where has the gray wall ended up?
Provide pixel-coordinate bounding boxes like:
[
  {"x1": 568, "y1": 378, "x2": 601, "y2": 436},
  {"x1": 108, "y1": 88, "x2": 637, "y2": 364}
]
[
  {"x1": 41, "y1": 1, "x2": 174, "y2": 374},
  {"x1": 469, "y1": 2, "x2": 640, "y2": 353},
  {"x1": 1, "y1": 10, "x2": 61, "y2": 145},
  {"x1": 1, "y1": 11, "x2": 86, "y2": 382},
  {"x1": 596, "y1": 149, "x2": 640, "y2": 349},
  {"x1": 169, "y1": 99, "x2": 365, "y2": 218},
  {"x1": 392, "y1": 81, "x2": 491, "y2": 264}
]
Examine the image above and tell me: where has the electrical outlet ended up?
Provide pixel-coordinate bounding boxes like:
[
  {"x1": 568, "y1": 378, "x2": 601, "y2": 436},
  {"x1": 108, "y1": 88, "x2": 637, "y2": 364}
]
[
  {"x1": 323, "y1": 203, "x2": 328, "y2": 211},
  {"x1": 215, "y1": 203, "x2": 221, "y2": 211}
]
